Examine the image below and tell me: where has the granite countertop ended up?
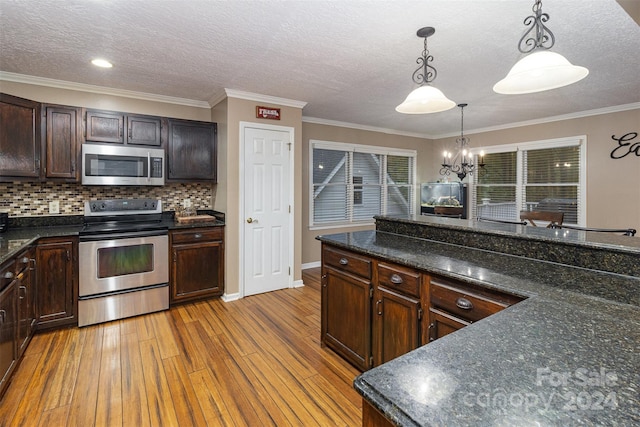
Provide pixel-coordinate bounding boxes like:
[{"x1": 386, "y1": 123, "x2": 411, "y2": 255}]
[
  {"x1": 0, "y1": 212, "x2": 225, "y2": 265},
  {"x1": 317, "y1": 230, "x2": 640, "y2": 426}
]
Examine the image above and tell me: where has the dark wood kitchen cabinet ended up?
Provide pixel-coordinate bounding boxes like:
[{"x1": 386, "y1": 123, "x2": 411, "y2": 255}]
[
  {"x1": 167, "y1": 119, "x2": 217, "y2": 181},
  {"x1": 0, "y1": 93, "x2": 41, "y2": 180},
  {"x1": 43, "y1": 104, "x2": 82, "y2": 180},
  {"x1": 372, "y1": 262, "x2": 423, "y2": 367},
  {"x1": 36, "y1": 237, "x2": 77, "y2": 330},
  {"x1": 85, "y1": 109, "x2": 162, "y2": 146},
  {"x1": 170, "y1": 227, "x2": 224, "y2": 304},
  {"x1": 427, "y1": 275, "x2": 522, "y2": 342},
  {"x1": 15, "y1": 248, "x2": 36, "y2": 357},
  {"x1": 321, "y1": 245, "x2": 373, "y2": 371},
  {"x1": 0, "y1": 260, "x2": 17, "y2": 398}
]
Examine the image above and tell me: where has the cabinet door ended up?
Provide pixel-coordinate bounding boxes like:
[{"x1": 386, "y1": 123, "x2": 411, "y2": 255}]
[
  {"x1": 85, "y1": 110, "x2": 124, "y2": 143},
  {"x1": 36, "y1": 238, "x2": 77, "y2": 329},
  {"x1": 44, "y1": 105, "x2": 81, "y2": 180},
  {"x1": 428, "y1": 308, "x2": 470, "y2": 342},
  {"x1": 373, "y1": 286, "x2": 421, "y2": 366},
  {"x1": 16, "y1": 251, "x2": 35, "y2": 357},
  {"x1": 0, "y1": 93, "x2": 41, "y2": 178},
  {"x1": 127, "y1": 114, "x2": 162, "y2": 146},
  {"x1": 171, "y1": 240, "x2": 224, "y2": 304},
  {"x1": 167, "y1": 119, "x2": 217, "y2": 181},
  {"x1": 0, "y1": 280, "x2": 17, "y2": 397},
  {"x1": 321, "y1": 268, "x2": 372, "y2": 371}
]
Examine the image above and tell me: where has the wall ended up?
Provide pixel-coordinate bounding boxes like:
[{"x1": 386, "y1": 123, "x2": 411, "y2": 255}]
[
  {"x1": 221, "y1": 97, "x2": 304, "y2": 296},
  {"x1": 301, "y1": 122, "x2": 433, "y2": 265},
  {"x1": 429, "y1": 109, "x2": 640, "y2": 230}
]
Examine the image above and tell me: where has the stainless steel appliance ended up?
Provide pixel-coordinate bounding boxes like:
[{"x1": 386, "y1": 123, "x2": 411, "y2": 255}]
[
  {"x1": 81, "y1": 144, "x2": 165, "y2": 186},
  {"x1": 78, "y1": 198, "x2": 169, "y2": 327}
]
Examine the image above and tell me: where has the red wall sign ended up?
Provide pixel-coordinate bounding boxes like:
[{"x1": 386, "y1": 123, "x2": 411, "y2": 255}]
[{"x1": 256, "y1": 106, "x2": 281, "y2": 120}]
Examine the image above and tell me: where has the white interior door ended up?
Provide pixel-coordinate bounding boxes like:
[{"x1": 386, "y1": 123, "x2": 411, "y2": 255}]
[{"x1": 243, "y1": 126, "x2": 292, "y2": 296}]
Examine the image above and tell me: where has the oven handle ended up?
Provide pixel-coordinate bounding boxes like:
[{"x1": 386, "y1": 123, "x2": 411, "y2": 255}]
[{"x1": 79, "y1": 229, "x2": 168, "y2": 242}]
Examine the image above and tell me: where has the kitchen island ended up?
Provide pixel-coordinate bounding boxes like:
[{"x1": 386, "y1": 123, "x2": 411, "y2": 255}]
[{"x1": 317, "y1": 215, "x2": 639, "y2": 426}]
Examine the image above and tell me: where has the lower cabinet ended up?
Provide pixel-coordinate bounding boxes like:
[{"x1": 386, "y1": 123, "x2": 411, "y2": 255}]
[
  {"x1": 36, "y1": 237, "x2": 78, "y2": 330},
  {"x1": 372, "y1": 262, "x2": 423, "y2": 367},
  {"x1": 170, "y1": 227, "x2": 224, "y2": 304},
  {"x1": 427, "y1": 275, "x2": 523, "y2": 342},
  {"x1": 0, "y1": 263, "x2": 17, "y2": 398},
  {"x1": 15, "y1": 248, "x2": 36, "y2": 357},
  {"x1": 321, "y1": 245, "x2": 373, "y2": 371}
]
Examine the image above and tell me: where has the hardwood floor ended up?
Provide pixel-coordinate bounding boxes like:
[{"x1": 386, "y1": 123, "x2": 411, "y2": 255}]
[{"x1": 0, "y1": 268, "x2": 363, "y2": 426}]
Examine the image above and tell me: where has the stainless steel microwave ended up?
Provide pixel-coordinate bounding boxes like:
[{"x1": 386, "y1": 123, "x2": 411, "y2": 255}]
[{"x1": 82, "y1": 144, "x2": 165, "y2": 186}]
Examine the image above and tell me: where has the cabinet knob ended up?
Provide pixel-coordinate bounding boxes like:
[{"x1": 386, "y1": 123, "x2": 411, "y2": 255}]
[
  {"x1": 339, "y1": 258, "x2": 348, "y2": 265},
  {"x1": 3, "y1": 271, "x2": 14, "y2": 280},
  {"x1": 456, "y1": 297, "x2": 473, "y2": 310},
  {"x1": 390, "y1": 274, "x2": 403, "y2": 284}
]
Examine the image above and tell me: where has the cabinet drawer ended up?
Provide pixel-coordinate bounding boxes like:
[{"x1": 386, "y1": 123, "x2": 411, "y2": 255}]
[
  {"x1": 323, "y1": 246, "x2": 371, "y2": 280},
  {"x1": 430, "y1": 278, "x2": 518, "y2": 323},
  {"x1": 377, "y1": 262, "x2": 420, "y2": 298},
  {"x1": 171, "y1": 227, "x2": 223, "y2": 244}
]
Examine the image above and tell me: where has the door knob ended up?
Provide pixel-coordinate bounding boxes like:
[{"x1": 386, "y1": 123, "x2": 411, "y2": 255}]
[{"x1": 247, "y1": 217, "x2": 258, "y2": 223}]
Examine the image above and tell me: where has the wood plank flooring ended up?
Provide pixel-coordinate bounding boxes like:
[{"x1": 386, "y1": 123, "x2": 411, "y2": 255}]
[{"x1": 0, "y1": 268, "x2": 363, "y2": 427}]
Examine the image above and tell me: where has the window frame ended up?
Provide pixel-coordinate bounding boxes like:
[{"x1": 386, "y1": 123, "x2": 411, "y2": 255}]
[
  {"x1": 309, "y1": 139, "x2": 417, "y2": 230},
  {"x1": 470, "y1": 135, "x2": 587, "y2": 226}
]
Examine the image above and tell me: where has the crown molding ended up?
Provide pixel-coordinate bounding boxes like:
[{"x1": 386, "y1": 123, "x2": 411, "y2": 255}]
[
  {"x1": 433, "y1": 102, "x2": 640, "y2": 139},
  {"x1": 0, "y1": 71, "x2": 211, "y2": 109},
  {"x1": 302, "y1": 116, "x2": 431, "y2": 140},
  {"x1": 224, "y1": 88, "x2": 307, "y2": 109}
]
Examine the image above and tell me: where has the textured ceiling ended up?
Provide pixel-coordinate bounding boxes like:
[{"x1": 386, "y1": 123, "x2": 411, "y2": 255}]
[{"x1": 1, "y1": 0, "x2": 638, "y2": 138}]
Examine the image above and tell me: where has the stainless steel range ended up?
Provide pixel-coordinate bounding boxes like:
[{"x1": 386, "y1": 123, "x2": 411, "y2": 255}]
[{"x1": 78, "y1": 198, "x2": 169, "y2": 327}]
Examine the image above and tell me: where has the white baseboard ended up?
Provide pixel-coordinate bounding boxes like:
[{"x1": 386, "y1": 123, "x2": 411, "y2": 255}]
[
  {"x1": 302, "y1": 261, "x2": 321, "y2": 270},
  {"x1": 292, "y1": 279, "x2": 304, "y2": 288},
  {"x1": 221, "y1": 292, "x2": 241, "y2": 302}
]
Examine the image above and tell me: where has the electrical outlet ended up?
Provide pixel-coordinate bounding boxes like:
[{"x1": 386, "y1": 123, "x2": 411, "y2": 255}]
[
  {"x1": 183, "y1": 199, "x2": 191, "y2": 208},
  {"x1": 49, "y1": 200, "x2": 60, "y2": 214}
]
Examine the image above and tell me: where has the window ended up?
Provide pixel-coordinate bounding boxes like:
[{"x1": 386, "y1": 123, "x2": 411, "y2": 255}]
[
  {"x1": 310, "y1": 140, "x2": 416, "y2": 228},
  {"x1": 473, "y1": 136, "x2": 586, "y2": 226}
]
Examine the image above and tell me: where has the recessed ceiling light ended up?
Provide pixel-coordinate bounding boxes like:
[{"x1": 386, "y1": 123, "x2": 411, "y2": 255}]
[{"x1": 91, "y1": 59, "x2": 113, "y2": 68}]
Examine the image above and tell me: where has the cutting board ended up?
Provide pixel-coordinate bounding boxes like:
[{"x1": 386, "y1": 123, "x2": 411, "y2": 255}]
[{"x1": 175, "y1": 214, "x2": 217, "y2": 224}]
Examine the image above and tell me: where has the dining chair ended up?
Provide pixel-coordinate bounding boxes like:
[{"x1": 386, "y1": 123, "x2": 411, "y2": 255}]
[{"x1": 519, "y1": 210, "x2": 564, "y2": 227}]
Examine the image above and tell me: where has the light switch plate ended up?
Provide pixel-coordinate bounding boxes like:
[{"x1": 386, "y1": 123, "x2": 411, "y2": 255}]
[
  {"x1": 182, "y1": 199, "x2": 191, "y2": 208},
  {"x1": 49, "y1": 200, "x2": 60, "y2": 214}
]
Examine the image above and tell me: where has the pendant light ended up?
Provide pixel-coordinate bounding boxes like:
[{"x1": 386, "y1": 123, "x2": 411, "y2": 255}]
[
  {"x1": 396, "y1": 27, "x2": 455, "y2": 114},
  {"x1": 493, "y1": 0, "x2": 588, "y2": 94}
]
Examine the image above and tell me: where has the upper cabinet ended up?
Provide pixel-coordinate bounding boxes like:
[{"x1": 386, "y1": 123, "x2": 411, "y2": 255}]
[
  {"x1": 167, "y1": 119, "x2": 217, "y2": 182},
  {"x1": 43, "y1": 104, "x2": 82, "y2": 180},
  {"x1": 85, "y1": 109, "x2": 162, "y2": 146},
  {"x1": 0, "y1": 94, "x2": 41, "y2": 180}
]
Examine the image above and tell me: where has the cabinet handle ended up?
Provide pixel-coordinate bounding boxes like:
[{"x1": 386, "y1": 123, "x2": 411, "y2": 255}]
[
  {"x1": 0, "y1": 309, "x2": 5, "y2": 324},
  {"x1": 428, "y1": 323, "x2": 435, "y2": 341},
  {"x1": 376, "y1": 300, "x2": 383, "y2": 315},
  {"x1": 390, "y1": 274, "x2": 403, "y2": 284},
  {"x1": 19, "y1": 285, "x2": 26, "y2": 299},
  {"x1": 456, "y1": 297, "x2": 474, "y2": 310},
  {"x1": 339, "y1": 258, "x2": 348, "y2": 265},
  {"x1": 30, "y1": 258, "x2": 36, "y2": 271},
  {"x1": 3, "y1": 271, "x2": 14, "y2": 280},
  {"x1": 194, "y1": 233, "x2": 202, "y2": 239}
]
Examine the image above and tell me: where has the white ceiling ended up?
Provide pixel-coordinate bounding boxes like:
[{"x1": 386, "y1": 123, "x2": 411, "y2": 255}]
[{"x1": 1, "y1": 0, "x2": 638, "y2": 138}]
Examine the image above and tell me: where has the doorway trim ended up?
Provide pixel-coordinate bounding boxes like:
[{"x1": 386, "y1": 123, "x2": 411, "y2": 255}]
[{"x1": 239, "y1": 121, "x2": 296, "y2": 298}]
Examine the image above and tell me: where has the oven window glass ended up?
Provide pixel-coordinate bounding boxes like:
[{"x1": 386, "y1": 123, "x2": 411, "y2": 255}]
[{"x1": 97, "y1": 244, "x2": 154, "y2": 278}]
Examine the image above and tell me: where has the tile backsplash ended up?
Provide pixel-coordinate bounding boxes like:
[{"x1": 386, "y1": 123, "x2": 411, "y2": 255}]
[{"x1": 0, "y1": 182, "x2": 215, "y2": 216}]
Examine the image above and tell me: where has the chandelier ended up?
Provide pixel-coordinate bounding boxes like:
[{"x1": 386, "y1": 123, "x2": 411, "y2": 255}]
[
  {"x1": 396, "y1": 26, "x2": 455, "y2": 114},
  {"x1": 493, "y1": 0, "x2": 588, "y2": 94},
  {"x1": 440, "y1": 103, "x2": 484, "y2": 181}
]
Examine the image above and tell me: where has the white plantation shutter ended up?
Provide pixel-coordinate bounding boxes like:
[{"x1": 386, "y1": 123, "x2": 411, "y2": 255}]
[
  {"x1": 472, "y1": 137, "x2": 585, "y2": 225},
  {"x1": 311, "y1": 141, "x2": 416, "y2": 227}
]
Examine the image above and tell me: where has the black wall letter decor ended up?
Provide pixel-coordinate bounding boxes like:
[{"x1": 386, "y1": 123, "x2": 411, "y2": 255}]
[{"x1": 610, "y1": 132, "x2": 639, "y2": 159}]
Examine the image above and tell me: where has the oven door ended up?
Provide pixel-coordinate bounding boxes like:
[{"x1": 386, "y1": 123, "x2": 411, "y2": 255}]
[{"x1": 79, "y1": 233, "x2": 168, "y2": 297}]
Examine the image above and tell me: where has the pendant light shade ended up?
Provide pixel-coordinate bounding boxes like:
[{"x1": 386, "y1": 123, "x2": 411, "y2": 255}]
[
  {"x1": 396, "y1": 85, "x2": 456, "y2": 114},
  {"x1": 494, "y1": 0, "x2": 588, "y2": 95},
  {"x1": 396, "y1": 26, "x2": 455, "y2": 114},
  {"x1": 494, "y1": 50, "x2": 589, "y2": 94}
]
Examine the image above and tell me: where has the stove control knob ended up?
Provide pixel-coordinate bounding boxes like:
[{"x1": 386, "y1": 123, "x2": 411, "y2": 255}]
[
  {"x1": 101, "y1": 203, "x2": 106, "y2": 210},
  {"x1": 91, "y1": 203, "x2": 98, "y2": 211}
]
